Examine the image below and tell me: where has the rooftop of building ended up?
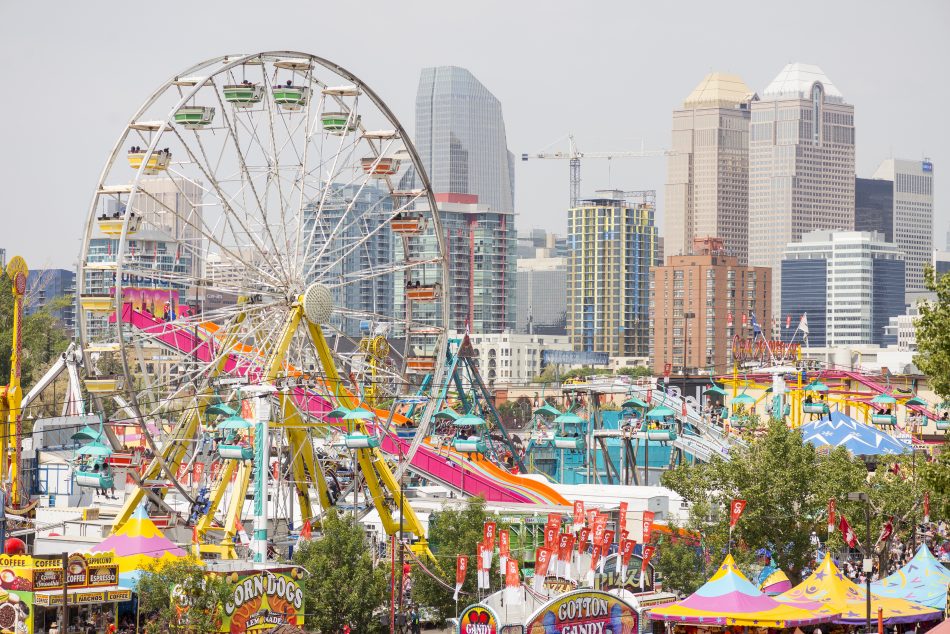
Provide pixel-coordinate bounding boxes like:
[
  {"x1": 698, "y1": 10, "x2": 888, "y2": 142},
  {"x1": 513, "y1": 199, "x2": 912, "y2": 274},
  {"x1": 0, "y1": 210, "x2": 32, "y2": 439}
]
[
  {"x1": 682, "y1": 72, "x2": 756, "y2": 109},
  {"x1": 784, "y1": 230, "x2": 905, "y2": 256},
  {"x1": 762, "y1": 63, "x2": 845, "y2": 104}
]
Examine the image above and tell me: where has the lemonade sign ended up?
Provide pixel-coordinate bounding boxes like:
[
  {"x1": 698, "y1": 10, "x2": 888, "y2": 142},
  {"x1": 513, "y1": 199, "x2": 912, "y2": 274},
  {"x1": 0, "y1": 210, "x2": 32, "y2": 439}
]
[{"x1": 219, "y1": 568, "x2": 305, "y2": 633}]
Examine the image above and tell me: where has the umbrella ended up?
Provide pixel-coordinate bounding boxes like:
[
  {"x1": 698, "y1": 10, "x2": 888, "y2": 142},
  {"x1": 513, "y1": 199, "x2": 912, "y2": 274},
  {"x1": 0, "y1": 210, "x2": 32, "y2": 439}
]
[
  {"x1": 217, "y1": 415, "x2": 253, "y2": 430},
  {"x1": 75, "y1": 442, "x2": 113, "y2": 457},
  {"x1": 904, "y1": 396, "x2": 926, "y2": 406},
  {"x1": 455, "y1": 415, "x2": 488, "y2": 427},
  {"x1": 646, "y1": 405, "x2": 675, "y2": 420}
]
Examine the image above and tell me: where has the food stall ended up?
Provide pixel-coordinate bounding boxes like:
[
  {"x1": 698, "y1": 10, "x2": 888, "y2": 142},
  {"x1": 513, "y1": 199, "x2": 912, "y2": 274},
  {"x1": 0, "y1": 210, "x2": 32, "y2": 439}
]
[{"x1": 0, "y1": 551, "x2": 131, "y2": 634}]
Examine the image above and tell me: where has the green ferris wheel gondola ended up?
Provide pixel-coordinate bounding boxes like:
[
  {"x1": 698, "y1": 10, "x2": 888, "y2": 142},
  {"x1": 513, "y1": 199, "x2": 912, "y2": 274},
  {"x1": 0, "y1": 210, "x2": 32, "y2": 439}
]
[
  {"x1": 217, "y1": 415, "x2": 253, "y2": 430},
  {"x1": 871, "y1": 394, "x2": 896, "y2": 405},
  {"x1": 75, "y1": 442, "x2": 113, "y2": 457},
  {"x1": 621, "y1": 397, "x2": 648, "y2": 410},
  {"x1": 533, "y1": 404, "x2": 562, "y2": 418},
  {"x1": 454, "y1": 415, "x2": 488, "y2": 427},
  {"x1": 343, "y1": 408, "x2": 375, "y2": 421},
  {"x1": 731, "y1": 393, "x2": 756, "y2": 406},
  {"x1": 434, "y1": 408, "x2": 461, "y2": 421},
  {"x1": 646, "y1": 405, "x2": 675, "y2": 420},
  {"x1": 553, "y1": 413, "x2": 586, "y2": 425},
  {"x1": 804, "y1": 380, "x2": 830, "y2": 393},
  {"x1": 71, "y1": 425, "x2": 102, "y2": 442}
]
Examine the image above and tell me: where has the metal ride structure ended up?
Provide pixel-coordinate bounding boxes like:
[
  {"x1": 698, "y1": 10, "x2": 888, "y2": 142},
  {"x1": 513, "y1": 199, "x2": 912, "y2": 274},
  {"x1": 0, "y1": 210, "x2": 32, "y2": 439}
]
[{"x1": 76, "y1": 52, "x2": 450, "y2": 558}]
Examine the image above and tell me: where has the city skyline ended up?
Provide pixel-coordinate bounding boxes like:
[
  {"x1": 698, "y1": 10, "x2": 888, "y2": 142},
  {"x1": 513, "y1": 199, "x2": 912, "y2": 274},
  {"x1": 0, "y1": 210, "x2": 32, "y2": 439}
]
[{"x1": 1, "y1": 1, "x2": 946, "y2": 269}]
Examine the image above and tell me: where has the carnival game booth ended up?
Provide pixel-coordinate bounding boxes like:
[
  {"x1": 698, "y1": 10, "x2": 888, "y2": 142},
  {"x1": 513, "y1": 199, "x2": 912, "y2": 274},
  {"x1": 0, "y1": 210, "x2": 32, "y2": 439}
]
[
  {"x1": 775, "y1": 553, "x2": 943, "y2": 626},
  {"x1": 870, "y1": 546, "x2": 950, "y2": 614},
  {"x1": 0, "y1": 551, "x2": 132, "y2": 634},
  {"x1": 648, "y1": 556, "x2": 838, "y2": 630},
  {"x1": 458, "y1": 588, "x2": 640, "y2": 634}
]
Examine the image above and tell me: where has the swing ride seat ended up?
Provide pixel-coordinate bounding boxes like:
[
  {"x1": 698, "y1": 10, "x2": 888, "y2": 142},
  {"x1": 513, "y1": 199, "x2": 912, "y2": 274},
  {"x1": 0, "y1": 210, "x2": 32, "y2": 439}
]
[
  {"x1": 552, "y1": 436, "x2": 585, "y2": 451},
  {"x1": 343, "y1": 433, "x2": 380, "y2": 449},
  {"x1": 96, "y1": 212, "x2": 140, "y2": 237},
  {"x1": 635, "y1": 427, "x2": 678, "y2": 441},
  {"x1": 405, "y1": 283, "x2": 441, "y2": 302},
  {"x1": 871, "y1": 413, "x2": 897, "y2": 427},
  {"x1": 803, "y1": 403, "x2": 830, "y2": 415},
  {"x1": 74, "y1": 467, "x2": 115, "y2": 490},
  {"x1": 218, "y1": 445, "x2": 253, "y2": 460},
  {"x1": 361, "y1": 156, "x2": 400, "y2": 176},
  {"x1": 452, "y1": 437, "x2": 486, "y2": 454},
  {"x1": 321, "y1": 111, "x2": 360, "y2": 134},
  {"x1": 127, "y1": 149, "x2": 171, "y2": 174},
  {"x1": 729, "y1": 416, "x2": 752, "y2": 430},
  {"x1": 85, "y1": 375, "x2": 120, "y2": 393},
  {"x1": 271, "y1": 85, "x2": 310, "y2": 109},
  {"x1": 174, "y1": 106, "x2": 215, "y2": 129},
  {"x1": 391, "y1": 213, "x2": 424, "y2": 234},
  {"x1": 223, "y1": 84, "x2": 264, "y2": 106}
]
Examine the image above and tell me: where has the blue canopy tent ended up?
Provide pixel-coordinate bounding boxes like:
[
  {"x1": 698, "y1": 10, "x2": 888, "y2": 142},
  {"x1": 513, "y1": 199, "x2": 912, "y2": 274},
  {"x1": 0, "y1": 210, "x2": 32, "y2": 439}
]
[
  {"x1": 871, "y1": 545, "x2": 950, "y2": 611},
  {"x1": 798, "y1": 411, "x2": 911, "y2": 456}
]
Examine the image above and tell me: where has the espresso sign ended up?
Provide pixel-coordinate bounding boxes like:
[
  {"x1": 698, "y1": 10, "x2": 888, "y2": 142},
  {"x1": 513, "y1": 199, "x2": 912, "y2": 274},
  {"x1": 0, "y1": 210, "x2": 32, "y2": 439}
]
[{"x1": 88, "y1": 565, "x2": 118, "y2": 587}]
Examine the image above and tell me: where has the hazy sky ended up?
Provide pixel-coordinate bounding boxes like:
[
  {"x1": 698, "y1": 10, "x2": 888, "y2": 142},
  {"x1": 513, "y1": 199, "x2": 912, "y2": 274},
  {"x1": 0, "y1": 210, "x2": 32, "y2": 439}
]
[{"x1": 1, "y1": 0, "x2": 947, "y2": 270}]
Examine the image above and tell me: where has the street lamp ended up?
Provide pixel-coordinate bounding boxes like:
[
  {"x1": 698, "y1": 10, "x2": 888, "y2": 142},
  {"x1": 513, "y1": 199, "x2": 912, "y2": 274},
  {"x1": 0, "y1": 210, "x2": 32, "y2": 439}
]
[{"x1": 847, "y1": 492, "x2": 872, "y2": 634}]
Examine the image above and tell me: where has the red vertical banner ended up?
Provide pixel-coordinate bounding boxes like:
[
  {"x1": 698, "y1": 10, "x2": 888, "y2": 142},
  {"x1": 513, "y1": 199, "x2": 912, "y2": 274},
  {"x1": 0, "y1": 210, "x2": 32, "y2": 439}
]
[
  {"x1": 499, "y1": 529, "x2": 510, "y2": 558},
  {"x1": 456, "y1": 555, "x2": 468, "y2": 585},
  {"x1": 192, "y1": 461, "x2": 205, "y2": 483},
  {"x1": 558, "y1": 534, "x2": 575, "y2": 562},
  {"x1": 577, "y1": 528, "x2": 591, "y2": 553},
  {"x1": 300, "y1": 519, "x2": 312, "y2": 540},
  {"x1": 544, "y1": 523, "x2": 558, "y2": 550},
  {"x1": 620, "y1": 539, "x2": 636, "y2": 567},
  {"x1": 534, "y1": 548, "x2": 552, "y2": 577},
  {"x1": 618, "y1": 502, "x2": 628, "y2": 533},
  {"x1": 682, "y1": 400, "x2": 687, "y2": 417},
  {"x1": 602, "y1": 529, "x2": 616, "y2": 548},
  {"x1": 271, "y1": 460, "x2": 279, "y2": 480},
  {"x1": 729, "y1": 500, "x2": 747, "y2": 528},
  {"x1": 505, "y1": 559, "x2": 519, "y2": 588},
  {"x1": 646, "y1": 389, "x2": 653, "y2": 404},
  {"x1": 573, "y1": 500, "x2": 585, "y2": 528},
  {"x1": 547, "y1": 513, "x2": 562, "y2": 533},
  {"x1": 586, "y1": 509, "x2": 597, "y2": 527},
  {"x1": 589, "y1": 544, "x2": 601, "y2": 571},
  {"x1": 210, "y1": 461, "x2": 222, "y2": 482},
  {"x1": 828, "y1": 498, "x2": 837, "y2": 534},
  {"x1": 592, "y1": 515, "x2": 607, "y2": 547},
  {"x1": 641, "y1": 543, "x2": 656, "y2": 587},
  {"x1": 642, "y1": 511, "x2": 655, "y2": 543},
  {"x1": 924, "y1": 492, "x2": 930, "y2": 523},
  {"x1": 484, "y1": 521, "x2": 496, "y2": 549}
]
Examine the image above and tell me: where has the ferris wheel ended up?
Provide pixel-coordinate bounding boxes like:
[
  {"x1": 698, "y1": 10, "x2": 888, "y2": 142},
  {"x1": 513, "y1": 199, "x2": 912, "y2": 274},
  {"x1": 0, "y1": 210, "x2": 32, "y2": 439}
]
[{"x1": 76, "y1": 52, "x2": 448, "y2": 550}]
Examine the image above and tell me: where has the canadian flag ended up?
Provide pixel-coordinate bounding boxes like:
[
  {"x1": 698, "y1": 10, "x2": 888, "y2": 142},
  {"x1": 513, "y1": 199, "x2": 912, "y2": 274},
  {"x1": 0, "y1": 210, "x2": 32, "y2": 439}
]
[
  {"x1": 828, "y1": 499, "x2": 836, "y2": 535},
  {"x1": 876, "y1": 517, "x2": 894, "y2": 546},
  {"x1": 454, "y1": 555, "x2": 468, "y2": 601},
  {"x1": 838, "y1": 515, "x2": 858, "y2": 548}
]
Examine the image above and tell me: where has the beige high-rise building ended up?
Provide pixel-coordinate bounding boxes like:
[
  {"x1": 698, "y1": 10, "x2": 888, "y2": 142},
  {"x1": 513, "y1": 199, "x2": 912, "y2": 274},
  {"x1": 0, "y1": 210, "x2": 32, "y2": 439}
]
[
  {"x1": 665, "y1": 73, "x2": 756, "y2": 264},
  {"x1": 749, "y1": 63, "x2": 855, "y2": 313}
]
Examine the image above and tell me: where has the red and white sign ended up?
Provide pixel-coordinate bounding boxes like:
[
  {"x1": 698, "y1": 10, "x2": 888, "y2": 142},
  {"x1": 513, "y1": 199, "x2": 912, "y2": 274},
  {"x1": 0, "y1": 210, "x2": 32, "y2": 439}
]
[
  {"x1": 535, "y1": 548, "x2": 553, "y2": 577},
  {"x1": 192, "y1": 461, "x2": 205, "y2": 483},
  {"x1": 618, "y1": 502, "x2": 628, "y2": 533},
  {"x1": 505, "y1": 559, "x2": 519, "y2": 588},
  {"x1": 573, "y1": 500, "x2": 585, "y2": 528},
  {"x1": 499, "y1": 529, "x2": 510, "y2": 557},
  {"x1": 592, "y1": 516, "x2": 607, "y2": 546},
  {"x1": 558, "y1": 534, "x2": 575, "y2": 562},
  {"x1": 602, "y1": 530, "x2": 615, "y2": 548},
  {"x1": 577, "y1": 528, "x2": 591, "y2": 553},
  {"x1": 454, "y1": 555, "x2": 468, "y2": 601},
  {"x1": 586, "y1": 509, "x2": 597, "y2": 527},
  {"x1": 547, "y1": 513, "x2": 562, "y2": 532},
  {"x1": 620, "y1": 539, "x2": 636, "y2": 566},
  {"x1": 544, "y1": 523, "x2": 558, "y2": 550},
  {"x1": 729, "y1": 500, "x2": 747, "y2": 528},
  {"x1": 641, "y1": 511, "x2": 655, "y2": 542},
  {"x1": 483, "y1": 521, "x2": 496, "y2": 548}
]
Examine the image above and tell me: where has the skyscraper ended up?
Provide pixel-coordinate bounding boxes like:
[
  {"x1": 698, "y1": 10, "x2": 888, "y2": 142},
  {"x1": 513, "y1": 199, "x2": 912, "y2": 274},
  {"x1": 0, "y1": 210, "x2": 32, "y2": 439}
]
[
  {"x1": 516, "y1": 255, "x2": 567, "y2": 335},
  {"x1": 411, "y1": 66, "x2": 517, "y2": 333},
  {"x1": 781, "y1": 231, "x2": 904, "y2": 346},
  {"x1": 567, "y1": 190, "x2": 657, "y2": 358},
  {"x1": 855, "y1": 177, "x2": 894, "y2": 241},
  {"x1": 415, "y1": 66, "x2": 515, "y2": 214},
  {"x1": 871, "y1": 158, "x2": 934, "y2": 296},
  {"x1": 749, "y1": 64, "x2": 855, "y2": 312},
  {"x1": 665, "y1": 73, "x2": 756, "y2": 263}
]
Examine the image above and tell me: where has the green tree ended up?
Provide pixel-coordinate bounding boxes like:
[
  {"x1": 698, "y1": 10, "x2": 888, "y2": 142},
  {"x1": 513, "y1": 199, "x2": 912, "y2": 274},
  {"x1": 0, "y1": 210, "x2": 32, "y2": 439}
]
[
  {"x1": 919, "y1": 437, "x2": 950, "y2": 519},
  {"x1": 414, "y1": 498, "x2": 503, "y2": 624},
  {"x1": 661, "y1": 418, "x2": 868, "y2": 582},
  {"x1": 651, "y1": 532, "x2": 708, "y2": 596},
  {"x1": 293, "y1": 509, "x2": 387, "y2": 633},
  {"x1": 617, "y1": 366, "x2": 653, "y2": 379},
  {"x1": 137, "y1": 556, "x2": 232, "y2": 634},
  {"x1": 914, "y1": 265, "x2": 950, "y2": 400}
]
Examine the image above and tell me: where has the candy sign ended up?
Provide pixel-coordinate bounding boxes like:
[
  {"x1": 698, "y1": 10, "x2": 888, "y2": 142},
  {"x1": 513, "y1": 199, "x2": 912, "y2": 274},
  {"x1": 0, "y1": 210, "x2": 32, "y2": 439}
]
[
  {"x1": 457, "y1": 604, "x2": 499, "y2": 634},
  {"x1": 525, "y1": 590, "x2": 638, "y2": 634}
]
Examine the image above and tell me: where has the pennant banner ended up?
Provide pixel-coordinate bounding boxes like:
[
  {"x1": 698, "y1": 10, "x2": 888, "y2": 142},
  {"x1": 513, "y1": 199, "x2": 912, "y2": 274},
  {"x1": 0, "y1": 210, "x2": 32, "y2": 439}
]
[
  {"x1": 499, "y1": 529, "x2": 510, "y2": 557},
  {"x1": 640, "y1": 544, "x2": 656, "y2": 590},
  {"x1": 618, "y1": 502, "x2": 628, "y2": 534},
  {"x1": 483, "y1": 521, "x2": 496, "y2": 549},
  {"x1": 454, "y1": 555, "x2": 468, "y2": 601},
  {"x1": 573, "y1": 500, "x2": 585, "y2": 530},
  {"x1": 924, "y1": 492, "x2": 930, "y2": 524},
  {"x1": 504, "y1": 559, "x2": 521, "y2": 605},
  {"x1": 642, "y1": 511, "x2": 655, "y2": 543},
  {"x1": 729, "y1": 499, "x2": 747, "y2": 528}
]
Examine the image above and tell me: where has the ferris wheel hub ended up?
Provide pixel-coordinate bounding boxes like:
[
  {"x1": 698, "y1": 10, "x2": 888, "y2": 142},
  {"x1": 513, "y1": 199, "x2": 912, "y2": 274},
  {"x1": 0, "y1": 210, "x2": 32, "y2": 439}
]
[{"x1": 303, "y1": 283, "x2": 333, "y2": 325}]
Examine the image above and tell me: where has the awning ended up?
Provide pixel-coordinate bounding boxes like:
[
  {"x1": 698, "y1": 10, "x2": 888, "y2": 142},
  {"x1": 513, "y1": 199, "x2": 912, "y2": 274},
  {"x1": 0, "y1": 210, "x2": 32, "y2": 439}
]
[{"x1": 33, "y1": 586, "x2": 132, "y2": 606}]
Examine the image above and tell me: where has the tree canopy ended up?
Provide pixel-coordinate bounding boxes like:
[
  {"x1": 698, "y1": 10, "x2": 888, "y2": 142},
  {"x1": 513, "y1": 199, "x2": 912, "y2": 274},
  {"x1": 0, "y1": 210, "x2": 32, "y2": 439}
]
[
  {"x1": 915, "y1": 265, "x2": 950, "y2": 401},
  {"x1": 293, "y1": 509, "x2": 387, "y2": 633}
]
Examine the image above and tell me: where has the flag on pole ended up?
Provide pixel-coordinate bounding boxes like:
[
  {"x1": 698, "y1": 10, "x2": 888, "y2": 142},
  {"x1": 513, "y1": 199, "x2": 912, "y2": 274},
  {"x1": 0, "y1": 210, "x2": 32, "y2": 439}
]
[
  {"x1": 586, "y1": 509, "x2": 597, "y2": 527},
  {"x1": 477, "y1": 545, "x2": 491, "y2": 589},
  {"x1": 618, "y1": 502, "x2": 628, "y2": 534},
  {"x1": 828, "y1": 499, "x2": 836, "y2": 535},
  {"x1": 544, "y1": 523, "x2": 558, "y2": 551},
  {"x1": 799, "y1": 313, "x2": 809, "y2": 340},
  {"x1": 749, "y1": 313, "x2": 762, "y2": 336},
  {"x1": 499, "y1": 529, "x2": 510, "y2": 572},
  {"x1": 454, "y1": 555, "x2": 468, "y2": 601},
  {"x1": 640, "y1": 545, "x2": 656, "y2": 590},
  {"x1": 642, "y1": 511, "x2": 655, "y2": 543},
  {"x1": 557, "y1": 533, "x2": 575, "y2": 579},
  {"x1": 192, "y1": 525, "x2": 200, "y2": 545},
  {"x1": 533, "y1": 548, "x2": 552, "y2": 591},
  {"x1": 547, "y1": 513, "x2": 562, "y2": 532},
  {"x1": 682, "y1": 400, "x2": 688, "y2": 417},
  {"x1": 876, "y1": 517, "x2": 894, "y2": 546},
  {"x1": 619, "y1": 539, "x2": 636, "y2": 581},
  {"x1": 504, "y1": 559, "x2": 521, "y2": 605},
  {"x1": 573, "y1": 500, "x2": 585, "y2": 531},
  {"x1": 924, "y1": 492, "x2": 930, "y2": 523},
  {"x1": 483, "y1": 521, "x2": 496, "y2": 550},
  {"x1": 838, "y1": 515, "x2": 858, "y2": 548},
  {"x1": 729, "y1": 500, "x2": 747, "y2": 528},
  {"x1": 577, "y1": 527, "x2": 591, "y2": 555}
]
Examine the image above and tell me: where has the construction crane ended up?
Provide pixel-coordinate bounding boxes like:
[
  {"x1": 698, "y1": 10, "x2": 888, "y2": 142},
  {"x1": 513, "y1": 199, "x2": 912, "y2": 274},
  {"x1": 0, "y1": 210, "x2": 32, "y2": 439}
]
[{"x1": 521, "y1": 134, "x2": 670, "y2": 208}]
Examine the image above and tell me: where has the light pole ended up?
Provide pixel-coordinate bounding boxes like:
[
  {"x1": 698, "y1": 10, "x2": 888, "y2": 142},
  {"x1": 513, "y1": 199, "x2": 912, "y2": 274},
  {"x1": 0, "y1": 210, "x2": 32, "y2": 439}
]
[{"x1": 848, "y1": 492, "x2": 871, "y2": 634}]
